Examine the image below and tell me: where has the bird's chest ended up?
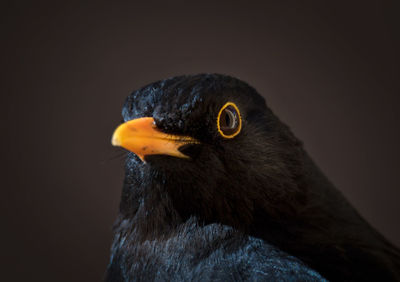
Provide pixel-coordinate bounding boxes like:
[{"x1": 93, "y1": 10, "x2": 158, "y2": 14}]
[
  {"x1": 107, "y1": 223, "x2": 326, "y2": 282},
  {"x1": 109, "y1": 224, "x2": 232, "y2": 281}
]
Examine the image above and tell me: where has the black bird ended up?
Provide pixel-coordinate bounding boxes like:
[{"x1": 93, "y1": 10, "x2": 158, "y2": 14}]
[{"x1": 107, "y1": 74, "x2": 400, "y2": 281}]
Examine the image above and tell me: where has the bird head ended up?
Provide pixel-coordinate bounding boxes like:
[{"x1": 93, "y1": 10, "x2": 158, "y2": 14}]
[{"x1": 112, "y1": 74, "x2": 306, "y2": 232}]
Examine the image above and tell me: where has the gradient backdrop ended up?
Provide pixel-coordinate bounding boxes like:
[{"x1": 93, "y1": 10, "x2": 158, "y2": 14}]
[{"x1": 1, "y1": 1, "x2": 399, "y2": 281}]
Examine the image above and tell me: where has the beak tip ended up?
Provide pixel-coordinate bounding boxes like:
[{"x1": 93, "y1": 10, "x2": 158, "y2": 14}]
[{"x1": 111, "y1": 134, "x2": 121, "y2": 146}]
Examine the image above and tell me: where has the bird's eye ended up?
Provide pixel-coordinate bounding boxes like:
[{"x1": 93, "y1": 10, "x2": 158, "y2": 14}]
[{"x1": 217, "y1": 102, "x2": 242, "y2": 138}]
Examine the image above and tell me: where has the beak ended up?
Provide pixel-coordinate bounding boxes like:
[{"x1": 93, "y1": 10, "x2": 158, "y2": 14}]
[{"x1": 111, "y1": 117, "x2": 199, "y2": 162}]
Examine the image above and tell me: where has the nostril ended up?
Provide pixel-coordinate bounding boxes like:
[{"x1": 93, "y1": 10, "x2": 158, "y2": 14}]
[{"x1": 177, "y1": 120, "x2": 183, "y2": 128}]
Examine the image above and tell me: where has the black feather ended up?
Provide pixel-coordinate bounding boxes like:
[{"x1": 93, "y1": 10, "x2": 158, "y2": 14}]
[{"x1": 107, "y1": 74, "x2": 400, "y2": 281}]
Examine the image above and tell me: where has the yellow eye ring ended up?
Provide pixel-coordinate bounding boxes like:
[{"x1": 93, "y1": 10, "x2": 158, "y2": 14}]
[{"x1": 217, "y1": 102, "x2": 242, "y2": 138}]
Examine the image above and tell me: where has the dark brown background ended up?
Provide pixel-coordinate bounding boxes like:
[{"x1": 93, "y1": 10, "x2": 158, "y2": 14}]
[{"x1": 1, "y1": 1, "x2": 399, "y2": 281}]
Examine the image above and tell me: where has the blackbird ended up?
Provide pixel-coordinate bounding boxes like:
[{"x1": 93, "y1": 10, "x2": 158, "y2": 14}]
[{"x1": 107, "y1": 74, "x2": 400, "y2": 281}]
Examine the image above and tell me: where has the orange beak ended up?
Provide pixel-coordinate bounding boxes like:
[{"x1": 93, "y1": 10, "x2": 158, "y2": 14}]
[{"x1": 111, "y1": 117, "x2": 199, "y2": 162}]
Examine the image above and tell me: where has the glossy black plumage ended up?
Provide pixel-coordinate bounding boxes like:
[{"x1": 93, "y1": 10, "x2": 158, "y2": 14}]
[{"x1": 107, "y1": 74, "x2": 400, "y2": 281}]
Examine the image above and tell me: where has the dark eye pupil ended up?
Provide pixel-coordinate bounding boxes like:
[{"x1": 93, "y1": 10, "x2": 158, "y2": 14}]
[{"x1": 225, "y1": 112, "x2": 231, "y2": 126}]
